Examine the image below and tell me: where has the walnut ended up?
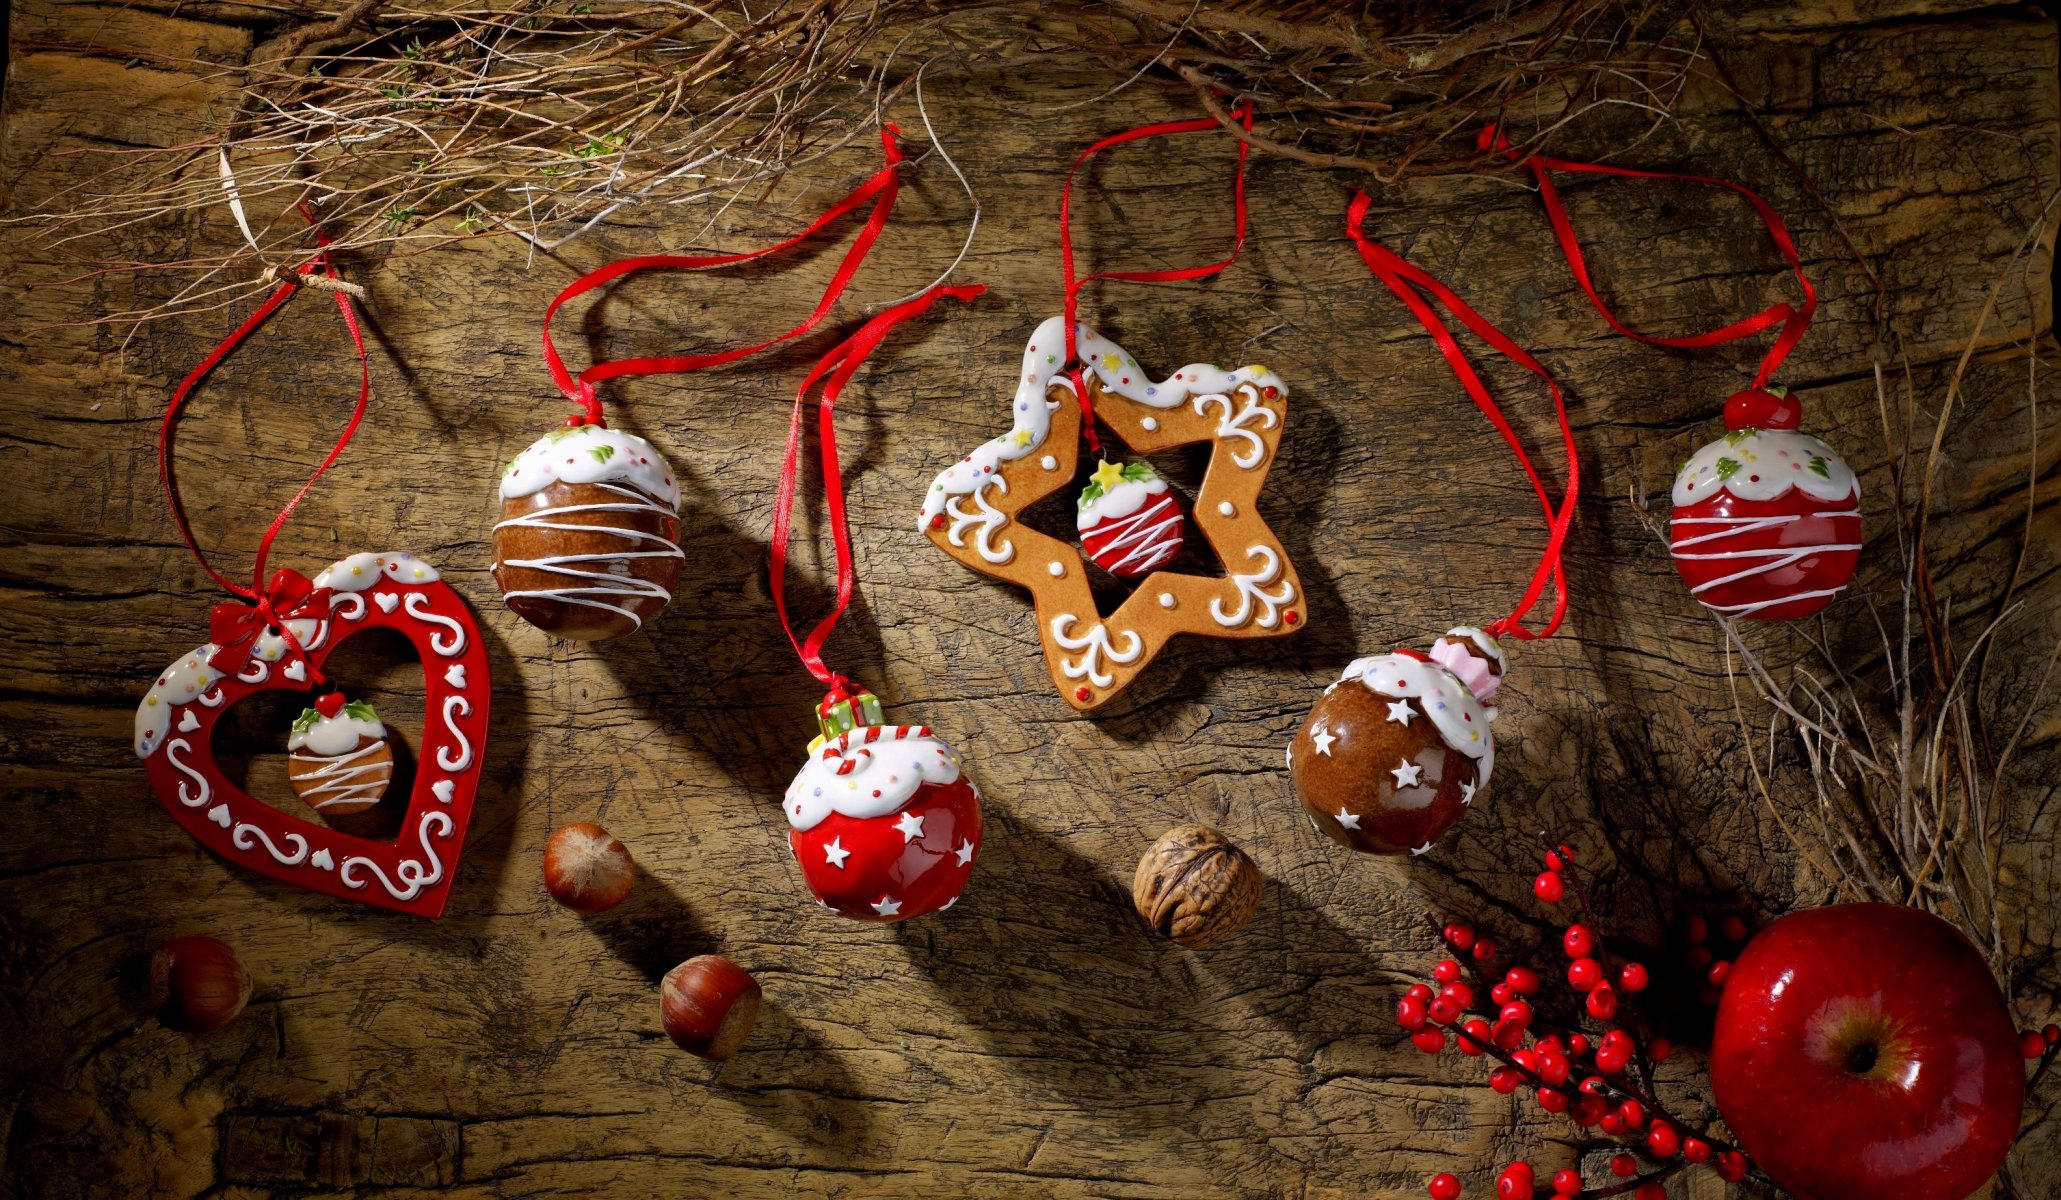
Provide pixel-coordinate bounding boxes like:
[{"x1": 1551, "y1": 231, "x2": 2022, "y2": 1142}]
[{"x1": 1131, "y1": 825, "x2": 1264, "y2": 948}]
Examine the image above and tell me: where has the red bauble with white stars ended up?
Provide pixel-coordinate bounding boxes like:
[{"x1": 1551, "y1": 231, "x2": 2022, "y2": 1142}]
[
  {"x1": 1077, "y1": 459, "x2": 1185, "y2": 579},
  {"x1": 783, "y1": 688, "x2": 981, "y2": 921},
  {"x1": 1669, "y1": 388, "x2": 1862, "y2": 621}
]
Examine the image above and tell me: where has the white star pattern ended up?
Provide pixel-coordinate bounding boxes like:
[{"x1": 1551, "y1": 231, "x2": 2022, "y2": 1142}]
[
  {"x1": 940, "y1": 896, "x2": 957, "y2": 911},
  {"x1": 1311, "y1": 723, "x2": 1337, "y2": 756},
  {"x1": 822, "y1": 837, "x2": 851, "y2": 869},
  {"x1": 1411, "y1": 841, "x2": 1435, "y2": 856},
  {"x1": 871, "y1": 895, "x2": 902, "y2": 917},
  {"x1": 954, "y1": 838, "x2": 976, "y2": 866},
  {"x1": 1334, "y1": 807, "x2": 1362, "y2": 830},
  {"x1": 1390, "y1": 758, "x2": 1424, "y2": 789},
  {"x1": 1460, "y1": 781, "x2": 1476, "y2": 807},
  {"x1": 893, "y1": 811, "x2": 926, "y2": 843},
  {"x1": 1386, "y1": 699, "x2": 1416, "y2": 727}
]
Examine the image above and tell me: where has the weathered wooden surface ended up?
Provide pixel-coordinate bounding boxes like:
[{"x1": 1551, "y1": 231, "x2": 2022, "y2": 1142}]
[{"x1": 4, "y1": 2, "x2": 2061, "y2": 1197}]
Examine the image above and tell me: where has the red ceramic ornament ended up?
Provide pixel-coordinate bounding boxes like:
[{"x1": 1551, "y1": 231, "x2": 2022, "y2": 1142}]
[
  {"x1": 783, "y1": 686, "x2": 981, "y2": 921},
  {"x1": 1076, "y1": 458, "x2": 1186, "y2": 578},
  {"x1": 133, "y1": 551, "x2": 489, "y2": 918},
  {"x1": 1670, "y1": 388, "x2": 1861, "y2": 621}
]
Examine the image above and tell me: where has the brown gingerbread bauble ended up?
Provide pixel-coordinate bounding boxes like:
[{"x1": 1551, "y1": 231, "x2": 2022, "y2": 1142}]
[
  {"x1": 287, "y1": 694, "x2": 393, "y2": 816},
  {"x1": 492, "y1": 423, "x2": 684, "y2": 641},
  {"x1": 1288, "y1": 627, "x2": 1504, "y2": 855}
]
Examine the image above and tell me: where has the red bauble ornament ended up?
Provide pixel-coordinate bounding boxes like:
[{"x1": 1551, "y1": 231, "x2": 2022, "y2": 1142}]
[
  {"x1": 783, "y1": 685, "x2": 982, "y2": 921},
  {"x1": 1289, "y1": 627, "x2": 1503, "y2": 854},
  {"x1": 1669, "y1": 388, "x2": 1861, "y2": 620},
  {"x1": 1710, "y1": 903, "x2": 2024, "y2": 1200},
  {"x1": 1077, "y1": 458, "x2": 1186, "y2": 578}
]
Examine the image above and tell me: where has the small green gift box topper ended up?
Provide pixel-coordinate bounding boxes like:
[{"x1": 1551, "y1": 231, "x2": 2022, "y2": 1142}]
[{"x1": 815, "y1": 685, "x2": 884, "y2": 744}]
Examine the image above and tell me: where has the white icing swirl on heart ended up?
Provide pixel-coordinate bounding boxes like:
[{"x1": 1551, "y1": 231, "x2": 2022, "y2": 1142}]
[
  {"x1": 499, "y1": 424, "x2": 681, "y2": 509},
  {"x1": 783, "y1": 725, "x2": 962, "y2": 832},
  {"x1": 1673, "y1": 428, "x2": 1858, "y2": 507},
  {"x1": 1335, "y1": 650, "x2": 1497, "y2": 785}
]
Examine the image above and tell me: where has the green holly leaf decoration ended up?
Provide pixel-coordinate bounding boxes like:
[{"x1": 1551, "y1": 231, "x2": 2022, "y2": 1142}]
[
  {"x1": 343, "y1": 700, "x2": 378, "y2": 722},
  {"x1": 1766, "y1": 385, "x2": 1789, "y2": 398},
  {"x1": 543, "y1": 426, "x2": 582, "y2": 443},
  {"x1": 1723, "y1": 429, "x2": 1753, "y2": 447},
  {"x1": 588, "y1": 443, "x2": 616, "y2": 465},
  {"x1": 1715, "y1": 457, "x2": 1743, "y2": 481},
  {"x1": 292, "y1": 708, "x2": 320, "y2": 736},
  {"x1": 1808, "y1": 455, "x2": 1832, "y2": 479},
  {"x1": 1121, "y1": 461, "x2": 1158, "y2": 485}
]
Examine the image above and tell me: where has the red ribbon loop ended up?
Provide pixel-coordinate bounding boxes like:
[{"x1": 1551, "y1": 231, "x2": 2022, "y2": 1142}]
[
  {"x1": 1346, "y1": 193, "x2": 1580, "y2": 642},
  {"x1": 541, "y1": 128, "x2": 909, "y2": 424},
  {"x1": 1058, "y1": 103, "x2": 1254, "y2": 451},
  {"x1": 206, "y1": 569, "x2": 334, "y2": 674},
  {"x1": 160, "y1": 206, "x2": 369, "y2": 685},
  {"x1": 1484, "y1": 124, "x2": 1815, "y2": 388},
  {"x1": 769, "y1": 284, "x2": 987, "y2": 684}
]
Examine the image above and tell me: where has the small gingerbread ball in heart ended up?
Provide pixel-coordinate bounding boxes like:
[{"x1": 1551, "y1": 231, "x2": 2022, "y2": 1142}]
[
  {"x1": 1289, "y1": 628, "x2": 1503, "y2": 855},
  {"x1": 493, "y1": 422, "x2": 685, "y2": 641},
  {"x1": 288, "y1": 693, "x2": 392, "y2": 816}
]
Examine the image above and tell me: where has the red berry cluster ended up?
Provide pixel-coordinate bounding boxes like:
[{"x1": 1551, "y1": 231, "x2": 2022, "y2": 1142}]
[
  {"x1": 1406, "y1": 841, "x2": 1754, "y2": 1199},
  {"x1": 1675, "y1": 913, "x2": 1748, "y2": 1006}
]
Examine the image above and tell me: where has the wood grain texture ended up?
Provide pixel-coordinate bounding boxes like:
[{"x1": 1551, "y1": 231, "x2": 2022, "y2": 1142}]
[{"x1": 4, "y1": 2, "x2": 2061, "y2": 1197}]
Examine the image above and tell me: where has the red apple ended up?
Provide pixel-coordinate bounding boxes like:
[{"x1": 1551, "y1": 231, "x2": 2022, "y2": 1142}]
[{"x1": 1710, "y1": 903, "x2": 2024, "y2": 1200}]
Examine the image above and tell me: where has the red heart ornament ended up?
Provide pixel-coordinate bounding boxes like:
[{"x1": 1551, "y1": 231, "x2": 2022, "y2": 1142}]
[{"x1": 133, "y1": 551, "x2": 489, "y2": 918}]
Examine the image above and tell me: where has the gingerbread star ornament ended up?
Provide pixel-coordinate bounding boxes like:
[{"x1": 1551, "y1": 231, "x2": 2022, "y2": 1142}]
[{"x1": 920, "y1": 316, "x2": 1304, "y2": 711}]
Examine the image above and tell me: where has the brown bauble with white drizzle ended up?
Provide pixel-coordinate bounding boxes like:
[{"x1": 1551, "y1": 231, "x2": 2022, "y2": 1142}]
[
  {"x1": 288, "y1": 694, "x2": 392, "y2": 816},
  {"x1": 1288, "y1": 627, "x2": 1504, "y2": 856},
  {"x1": 492, "y1": 423, "x2": 685, "y2": 641}
]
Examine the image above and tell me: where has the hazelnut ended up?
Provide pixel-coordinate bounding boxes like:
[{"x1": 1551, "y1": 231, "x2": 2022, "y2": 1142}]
[
  {"x1": 660, "y1": 955, "x2": 761, "y2": 1060},
  {"x1": 149, "y1": 935, "x2": 253, "y2": 1033},
  {"x1": 542, "y1": 822, "x2": 635, "y2": 913},
  {"x1": 1132, "y1": 825, "x2": 1264, "y2": 948}
]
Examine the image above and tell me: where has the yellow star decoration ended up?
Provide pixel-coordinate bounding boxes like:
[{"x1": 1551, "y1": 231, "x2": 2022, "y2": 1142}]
[
  {"x1": 924, "y1": 347, "x2": 1304, "y2": 712},
  {"x1": 1009, "y1": 428, "x2": 1035, "y2": 448}
]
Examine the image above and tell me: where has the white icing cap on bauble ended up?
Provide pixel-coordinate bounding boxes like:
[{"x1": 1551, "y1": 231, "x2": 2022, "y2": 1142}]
[
  {"x1": 784, "y1": 724, "x2": 963, "y2": 832},
  {"x1": 289, "y1": 700, "x2": 385, "y2": 754},
  {"x1": 499, "y1": 423, "x2": 681, "y2": 510},
  {"x1": 1337, "y1": 647, "x2": 1497, "y2": 785},
  {"x1": 1673, "y1": 427, "x2": 1858, "y2": 508}
]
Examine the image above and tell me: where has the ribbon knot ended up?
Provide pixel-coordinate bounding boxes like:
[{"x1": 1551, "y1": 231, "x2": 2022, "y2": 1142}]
[{"x1": 206, "y1": 568, "x2": 332, "y2": 675}]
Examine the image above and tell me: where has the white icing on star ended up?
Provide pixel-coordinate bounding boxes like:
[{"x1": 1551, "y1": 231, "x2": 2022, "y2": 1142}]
[
  {"x1": 823, "y1": 837, "x2": 851, "y2": 869},
  {"x1": 499, "y1": 423, "x2": 681, "y2": 509},
  {"x1": 1334, "y1": 807, "x2": 1361, "y2": 830},
  {"x1": 1386, "y1": 699, "x2": 1416, "y2": 727},
  {"x1": 871, "y1": 895, "x2": 902, "y2": 917},
  {"x1": 954, "y1": 838, "x2": 975, "y2": 866},
  {"x1": 1390, "y1": 758, "x2": 1424, "y2": 789},
  {"x1": 893, "y1": 810, "x2": 926, "y2": 843},
  {"x1": 784, "y1": 725, "x2": 962, "y2": 832},
  {"x1": 1310, "y1": 723, "x2": 1336, "y2": 756}
]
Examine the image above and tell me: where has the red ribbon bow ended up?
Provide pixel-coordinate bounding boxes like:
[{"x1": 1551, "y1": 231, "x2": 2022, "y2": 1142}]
[{"x1": 206, "y1": 568, "x2": 333, "y2": 675}]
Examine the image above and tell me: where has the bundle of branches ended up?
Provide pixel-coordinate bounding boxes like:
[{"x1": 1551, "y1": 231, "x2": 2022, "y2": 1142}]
[
  {"x1": 13, "y1": 0, "x2": 1700, "y2": 329},
  {"x1": 1688, "y1": 200, "x2": 2061, "y2": 977}
]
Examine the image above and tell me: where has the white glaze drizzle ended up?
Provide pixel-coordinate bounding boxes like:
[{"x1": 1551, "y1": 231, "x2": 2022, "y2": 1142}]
[
  {"x1": 1193, "y1": 387, "x2": 1279, "y2": 469},
  {"x1": 436, "y1": 695, "x2": 474, "y2": 772},
  {"x1": 1210, "y1": 545, "x2": 1296, "y2": 629},
  {"x1": 1670, "y1": 508, "x2": 1865, "y2": 616},
  {"x1": 919, "y1": 316, "x2": 1290, "y2": 524},
  {"x1": 1673, "y1": 428, "x2": 1858, "y2": 506},
  {"x1": 1336, "y1": 653, "x2": 1497, "y2": 784},
  {"x1": 783, "y1": 724, "x2": 963, "y2": 832},
  {"x1": 1050, "y1": 615, "x2": 1143, "y2": 688},
  {"x1": 232, "y1": 823, "x2": 310, "y2": 865},
  {"x1": 493, "y1": 481, "x2": 685, "y2": 632},
  {"x1": 289, "y1": 740, "x2": 391, "y2": 810},
  {"x1": 944, "y1": 477, "x2": 1015, "y2": 565},
  {"x1": 404, "y1": 591, "x2": 468, "y2": 657},
  {"x1": 340, "y1": 810, "x2": 454, "y2": 900}
]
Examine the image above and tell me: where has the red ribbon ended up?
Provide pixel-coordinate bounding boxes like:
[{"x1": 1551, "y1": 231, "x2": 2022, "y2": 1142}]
[
  {"x1": 1483, "y1": 126, "x2": 1815, "y2": 388},
  {"x1": 541, "y1": 128, "x2": 908, "y2": 427},
  {"x1": 1346, "y1": 193, "x2": 1580, "y2": 642},
  {"x1": 1059, "y1": 103, "x2": 1254, "y2": 452},
  {"x1": 768, "y1": 285, "x2": 987, "y2": 685},
  {"x1": 159, "y1": 204, "x2": 367, "y2": 681}
]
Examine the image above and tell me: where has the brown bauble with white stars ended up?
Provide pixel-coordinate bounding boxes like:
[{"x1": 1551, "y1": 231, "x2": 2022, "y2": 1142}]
[{"x1": 1288, "y1": 628, "x2": 1505, "y2": 856}]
